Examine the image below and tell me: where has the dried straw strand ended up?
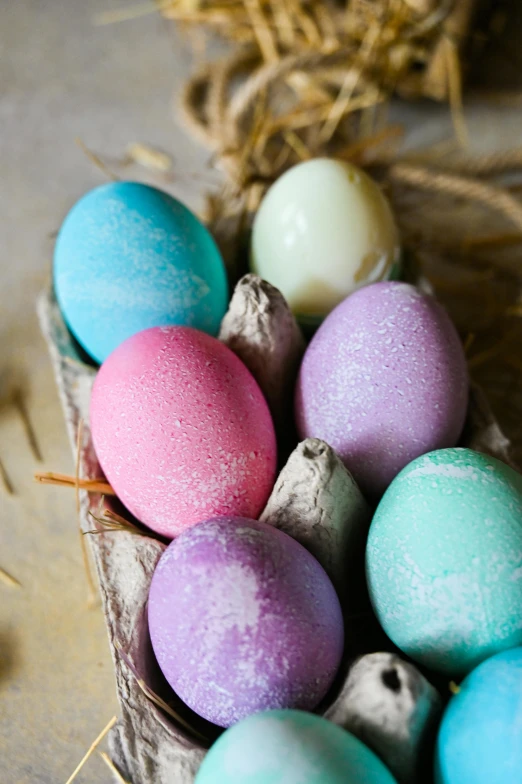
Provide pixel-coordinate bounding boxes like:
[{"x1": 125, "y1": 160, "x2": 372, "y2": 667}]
[
  {"x1": 85, "y1": 508, "x2": 149, "y2": 538},
  {"x1": 93, "y1": 0, "x2": 172, "y2": 26},
  {"x1": 462, "y1": 232, "x2": 522, "y2": 250},
  {"x1": 64, "y1": 715, "x2": 118, "y2": 784},
  {"x1": 0, "y1": 566, "x2": 21, "y2": 589},
  {"x1": 0, "y1": 457, "x2": 14, "y2": 495},
  {"x1": 244, "y1": 0, "x2": 278, "y2": 62},
  {"x1": 75, "y1": 137, "x2": 119, "y2": 181},
  {"x1": 126, "y1": 142, "x2": 173, "y2": 172},
  {"x1": 444, "y1": 35, "x2": 469, "y2": 148},
  {"x1": 99, "y1": 752, "x2": 131, "y2": 784},
  {"x1": 34, "y1": 471, "x2": 115, "y2": 495},
  {"x1": 75, "y1": 420, "x2": 97, "y2": 608},
  {"x1": 12, "y1": 388, "x2": 43, "y2": 462},
  {"x1": 114, "y1": 640, "x2": 209, "y2": 742},
  {"x1": 319, "y1": 23, "x2": 380, "y2": 144},
  {"x1": 467, "y1": 327, "x2": 522, "y2": 370}
]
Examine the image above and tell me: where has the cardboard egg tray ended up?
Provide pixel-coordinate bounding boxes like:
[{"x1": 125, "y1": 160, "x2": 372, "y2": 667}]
[{"x1": 38, "y1": 276, "x2": 513, "y2": 784}]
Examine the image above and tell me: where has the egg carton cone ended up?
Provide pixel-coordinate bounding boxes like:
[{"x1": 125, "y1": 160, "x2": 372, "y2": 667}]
[{"x1": 38, "y1": 274, "x2": 513, "y2": 784}]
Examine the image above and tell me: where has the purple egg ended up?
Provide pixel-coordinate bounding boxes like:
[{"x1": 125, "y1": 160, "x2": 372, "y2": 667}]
[
  {"x1": 295, "y1": 282, "x2": 468, "y2": 499},
  {"x1": 148, "y1": 516, "x2": 344, "y2": 728}
]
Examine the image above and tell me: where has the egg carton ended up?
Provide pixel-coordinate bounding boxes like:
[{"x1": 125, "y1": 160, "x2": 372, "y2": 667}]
[{"x1": 38, "y1": 275, "x2": 513, "y2": 784}]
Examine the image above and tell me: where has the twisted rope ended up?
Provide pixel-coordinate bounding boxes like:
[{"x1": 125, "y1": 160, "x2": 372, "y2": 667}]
[{"x1": 390, "y1": 164, "x2": 522, "y2": 232}]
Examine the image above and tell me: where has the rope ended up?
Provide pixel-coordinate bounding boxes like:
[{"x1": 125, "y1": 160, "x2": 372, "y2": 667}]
[
  {"x1": 438, "y1": 148, "x2": 522, "y2": 176},
  {"x1": 390, "y1": 163, "x2": 522, "y2": 232}
]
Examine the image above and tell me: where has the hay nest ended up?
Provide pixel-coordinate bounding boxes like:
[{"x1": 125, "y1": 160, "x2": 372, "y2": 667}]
[{"x1": 165, "y1": 0, "x2": 482, "y2": 202}]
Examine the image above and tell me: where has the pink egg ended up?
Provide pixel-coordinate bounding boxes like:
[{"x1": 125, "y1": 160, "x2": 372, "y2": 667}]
[{"x1": 90, "y1": 326, "x2": 277, "y2": 538}]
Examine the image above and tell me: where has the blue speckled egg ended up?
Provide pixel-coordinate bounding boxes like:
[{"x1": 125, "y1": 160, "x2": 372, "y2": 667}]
[
  {"x1": 195, "y1": 710, "x2": 398, "y2": 784},
  {"x1": 53, "y1": 182, "x2": 228, "y2": 363},
  {"x1": 435, "y1": 647, "x2": 522, "y2": 784},
  {"x1": 366, "y1": 448, "x2": 522, "y2": 676}
]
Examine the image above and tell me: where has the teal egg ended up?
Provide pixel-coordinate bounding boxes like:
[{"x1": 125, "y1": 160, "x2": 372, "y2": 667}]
[
  {"x1": 366, "y1": 448, "x2": 522, "y2": 676},
  {"x1": 195, "y1": 710, "x2": 398, "y2": 784},
  {"x1": 54, "y1": 182, "x2": 228, "y2": 364},
  {"x1": 435, "y1": 647, "x2": 522, "y2": 784}
]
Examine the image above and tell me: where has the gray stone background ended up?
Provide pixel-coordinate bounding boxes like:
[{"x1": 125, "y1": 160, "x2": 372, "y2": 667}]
[{"x1": 1, "y1": 1, "x2": 521, "y2": 782}]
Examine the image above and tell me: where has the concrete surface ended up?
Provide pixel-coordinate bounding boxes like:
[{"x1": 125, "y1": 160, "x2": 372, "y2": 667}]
[
  {"x1": 1, "y1": 1, "x2": 521, "y2": 783},
  {"x1": 0, "y1": 2, "x2": 209, "y2": 782}
]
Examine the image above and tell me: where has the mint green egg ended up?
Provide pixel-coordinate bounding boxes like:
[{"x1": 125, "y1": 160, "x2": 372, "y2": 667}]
[
  {"x1": 366, "y1": 448, "x2": 522, "y2": 677},
  {"x1": 195, "y1": 710, "x2": 397, "y2": 784}
]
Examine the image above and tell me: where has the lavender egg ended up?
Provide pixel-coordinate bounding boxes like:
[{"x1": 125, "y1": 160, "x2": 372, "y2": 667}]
[
  {"x1": 148, "y1": 516, "x2": 344, "y2": 727},
  {"x1": 295, "y1": 282, "x2": 468, "y2": 499}
]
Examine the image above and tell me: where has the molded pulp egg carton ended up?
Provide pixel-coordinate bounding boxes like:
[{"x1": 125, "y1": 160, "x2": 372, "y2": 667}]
[{"x1": 38, "y1": 273, "x2": 513, "y2": 784}]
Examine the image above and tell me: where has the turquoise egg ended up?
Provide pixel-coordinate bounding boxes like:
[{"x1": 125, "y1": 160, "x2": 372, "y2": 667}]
[
  {"x1": 53, "y1": 182, "x2": 228, "y2": 363},
  {"x1": 366, "y1": 448, "x2": 522, "y2": 676},
  {"x1": 195, "y1": 709, "x2": 397, "y2": 784},
  {"x1": 435, "y1": 647, "x2": 522, "y2": 784}
]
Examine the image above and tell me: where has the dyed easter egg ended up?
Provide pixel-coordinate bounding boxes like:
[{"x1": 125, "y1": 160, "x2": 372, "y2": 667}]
[
  {"x1": 295, "y1": 282, "x2": 468, "y2": 498},
  {"x1": 251, "y1": 159, "x2": 400, "y2": 324},
  {"x1": 435, "y1": 648, "x2": 522, "y2": 784},
  {"x1": 54, "y1": 182, "x2": 228, "y2": 363},
  {"x1": 366, "y1": 448, "x2": 522, "y2": 676},
  {"x1": 195, "y1": 710, "x2": 398, "y2": 784},
  {"x1": 148, "y1": 517, "x2": 344, "y2": 727},
  {"x1": 90, "y1": 327, "x2": 277, "y2": 538}
]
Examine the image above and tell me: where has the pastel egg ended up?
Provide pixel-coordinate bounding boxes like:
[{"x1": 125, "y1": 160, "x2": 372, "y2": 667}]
[
  {"x1": 295, "y1": 282, "x2": 468, "y2": 498},
  {"x1": 251, "y1": 159, "x2": 400, "y2": 323},
  {"x1": 90, "y1": 327, "x2": 277, "y2": 538},
  {"x1": 366, "y1": 448, "x2": 522, "y2": 676},
  {"x1": 195, "y1": 709, "x2": 398, "y2": 783},
  {"x1": 434, "y1": 647, "x2": 522, "y2": 784},
  {"x1": 54, "y1": 182, "x2": 228, "y2": 363},
  {"x1": 148, "y1": 517, "x2": 344, "y2": 727}
]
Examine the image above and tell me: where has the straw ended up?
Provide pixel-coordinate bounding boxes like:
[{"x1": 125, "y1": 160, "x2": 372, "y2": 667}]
[
  {"x1": 0, "y1": 566, "x2": 22, "y2": 589},
  {"x1": 115, "y1": 640, "x2": 209, "y2": 742},
  {"x1": 98, "y1": 752, "x2": 131, "y2": 784},
  {"x1": 34, "y1": 471, "x2": 115, "y2": 495},
  {"x1": 75, "y1": 137, "x2": 119, "y2": 181},
  {"x1": 85, "y1": 507, "x2": 150, "y2": 538},
  {"x1": 12, "y1": 388, "x2": 43, "y2": 462},
  {"x1": 64, "y1": 716, "x2": 118, "y2": 784},
  {"x1": 75, "y1": 420, "x2": 98, "y2": 608},
  {"x1": 0, "y1": 457, "x2": 14, "y2": 495}
]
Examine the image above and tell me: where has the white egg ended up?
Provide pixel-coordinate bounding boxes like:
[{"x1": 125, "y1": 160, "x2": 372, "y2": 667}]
[{"x1": 251, "y1": 158, "x2": 400, "y2": 323}]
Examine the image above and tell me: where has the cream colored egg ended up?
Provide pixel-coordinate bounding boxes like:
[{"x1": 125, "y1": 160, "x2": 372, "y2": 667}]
[{"x1": 251, "y1": 158, "x2": 400, "y2": 321}]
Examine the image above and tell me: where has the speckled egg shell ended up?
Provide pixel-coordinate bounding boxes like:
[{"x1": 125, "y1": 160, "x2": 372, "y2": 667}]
[
  {"x1": 434, "y1": 647, "x2": 522, "y2": 784},
  {"x1": 366, "y1": 448, "x2": 522, "y2": 676},
  {"x1": 148, "y1": 517, "x2": 344, "y2": 727},
  {"x1": 90, "y1": 327, "x2": 277, "y2": 538},
  {"x1": 195, "y1": 709, "x2": 398, "y2": 783},
  {"x1": 54, "y1": 182, "x2": 228, "y2": 363},
  {"x1": 295, "y1": 282, "x2": 468, "y2": 498}
]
